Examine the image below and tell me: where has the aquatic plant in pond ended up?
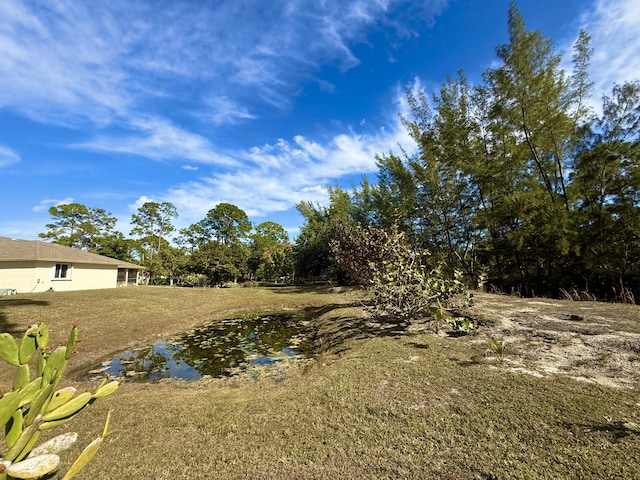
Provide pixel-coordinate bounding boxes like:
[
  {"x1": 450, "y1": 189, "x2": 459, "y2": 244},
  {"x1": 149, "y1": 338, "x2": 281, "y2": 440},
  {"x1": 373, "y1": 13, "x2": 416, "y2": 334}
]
[{"x1": 89, "y1": 314, "x2": 311, "y2": 382}]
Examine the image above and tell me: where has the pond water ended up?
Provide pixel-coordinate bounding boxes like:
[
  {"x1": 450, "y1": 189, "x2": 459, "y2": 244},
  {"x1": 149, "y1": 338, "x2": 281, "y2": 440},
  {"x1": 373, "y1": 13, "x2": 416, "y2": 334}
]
[{"x1": 87, "y1": 313, "x2": 312, "y2": 382}]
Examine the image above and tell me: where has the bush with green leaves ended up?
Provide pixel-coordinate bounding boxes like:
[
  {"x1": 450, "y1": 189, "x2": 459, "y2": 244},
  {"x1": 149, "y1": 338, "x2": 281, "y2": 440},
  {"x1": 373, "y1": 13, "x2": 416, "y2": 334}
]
[
  {"x1": 180, "y1": 273, "x2": 208, "y2": 288},
  {"x1": 0, "y1": 322, "x2": 119, "y2": 479},
  {"x1": 366, "y1": 226, "x2": 472, "y2": 328},
  {"x1": 444, "y1": 316, "x2": 477, "y2": 334}
]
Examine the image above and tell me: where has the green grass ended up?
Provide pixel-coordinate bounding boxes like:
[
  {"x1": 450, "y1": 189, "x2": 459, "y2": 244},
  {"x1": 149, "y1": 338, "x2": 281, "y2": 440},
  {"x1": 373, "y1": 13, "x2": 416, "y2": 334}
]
[{"x1": 1, "y1": 286, "x2": 639, "y2": 479}]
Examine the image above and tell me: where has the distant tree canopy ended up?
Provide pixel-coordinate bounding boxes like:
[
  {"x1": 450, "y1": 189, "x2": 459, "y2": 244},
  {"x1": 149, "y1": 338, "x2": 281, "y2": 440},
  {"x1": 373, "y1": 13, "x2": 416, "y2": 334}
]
[
  {"x1": 39, "y1": 203, "x2": 118, "y2": 252},
  {"x1": 40, "y1": 200, "x2": 294, "y2": 287}
]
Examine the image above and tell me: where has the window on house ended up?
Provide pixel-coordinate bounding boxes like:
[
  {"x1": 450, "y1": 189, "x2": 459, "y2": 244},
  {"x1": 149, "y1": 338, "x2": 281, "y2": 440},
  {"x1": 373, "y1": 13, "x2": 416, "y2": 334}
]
[{"x1": 54, "y1": 263, "x2": 70, "y2": 279}]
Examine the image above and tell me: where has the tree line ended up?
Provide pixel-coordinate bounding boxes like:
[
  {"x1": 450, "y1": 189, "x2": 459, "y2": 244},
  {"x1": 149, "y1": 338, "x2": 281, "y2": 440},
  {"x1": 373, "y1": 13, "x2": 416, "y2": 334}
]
[
  {"x1": 294, "y1": 4, "x2": 640, "y2": 302},
  {"x1": 39, "y1": 201, "x2": 295, "y2": 286}
]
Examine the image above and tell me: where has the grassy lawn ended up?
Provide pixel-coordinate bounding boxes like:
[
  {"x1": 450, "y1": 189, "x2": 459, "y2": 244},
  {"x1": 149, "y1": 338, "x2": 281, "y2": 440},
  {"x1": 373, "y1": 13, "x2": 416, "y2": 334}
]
[{"x1": 1, "y1": 286, "x2": 639, "y2": 479}]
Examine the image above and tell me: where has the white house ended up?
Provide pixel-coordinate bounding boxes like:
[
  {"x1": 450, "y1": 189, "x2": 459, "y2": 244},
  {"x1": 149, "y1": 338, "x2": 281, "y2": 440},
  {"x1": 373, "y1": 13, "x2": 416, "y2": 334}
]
[{"x1": 0, "y1": 236, "x2": 144, "y2": 293}]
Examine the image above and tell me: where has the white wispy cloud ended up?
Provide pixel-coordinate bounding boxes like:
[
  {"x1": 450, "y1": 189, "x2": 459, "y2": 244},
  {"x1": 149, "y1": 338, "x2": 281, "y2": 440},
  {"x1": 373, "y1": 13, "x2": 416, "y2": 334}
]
[
  {"x1": 73, "y1": 116, "x2": 238, "y2": 166},
  {"x1": 203, "y1": 96, "x2": 258, "y2": 125},
  {"x1": 0, "y1": 145, "x2": 20, "y2": 167},
  {"x1": 32, "y1": 198, "x2": 74, "y2": 213},
  {"x1": 0, "y1": 0, "x2": 447, "y2": 127},
  {"x1": 0, "y1": 0, "x2": 132, "y2": 125},
  {"x1": 146, "y1": 88, "x2": 417, "y2": 229},
  {"x1": 579, "y1": 0, "x2": 640, "y2": 94},
  {"x1": 2, "y1": 0, "x2": 443, "y2": 237},
  {"x1": 0, "y1": 0, "x2": 447, "y2": 194}
]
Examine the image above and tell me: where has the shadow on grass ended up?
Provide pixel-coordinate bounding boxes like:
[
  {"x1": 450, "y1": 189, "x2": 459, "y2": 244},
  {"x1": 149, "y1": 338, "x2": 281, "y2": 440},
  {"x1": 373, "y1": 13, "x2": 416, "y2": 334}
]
[
  {"x1": 0, "y1": 298, "x2": 50, "y2": 336},
  {"x1": 581, "y1": 420, "x2": 640, "y2": 440},
  {"x1": 304, "y1": 303, "x2": 413, "y2": 356},
  {"x1": 269, "y1": 284, "x2": 361, "y2": 295},
  {"x1": 455, "y1": 358, "x2": 485, "y2": 367},
  {"x1": 406, "y1": 342, "x2": 430, "y2": 350}
]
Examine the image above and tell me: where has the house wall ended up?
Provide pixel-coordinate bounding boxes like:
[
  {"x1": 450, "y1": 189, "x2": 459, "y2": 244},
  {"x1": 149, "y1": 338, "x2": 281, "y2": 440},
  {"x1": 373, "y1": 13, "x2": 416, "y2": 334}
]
[{"x1": 0, "y1": 261, "x2": 119, "y2": 293}]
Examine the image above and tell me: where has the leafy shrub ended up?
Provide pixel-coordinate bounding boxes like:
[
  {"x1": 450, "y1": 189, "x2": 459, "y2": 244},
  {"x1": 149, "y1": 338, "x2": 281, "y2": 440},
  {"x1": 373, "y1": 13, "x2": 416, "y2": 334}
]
[
  {"x1": 180, "y1": 273, "x2": 208, "y2": 288},
  {"x1": 149, "y1": 276, "x2": 170, "y2": 286},
  {"x1": 365, "y1": 225, "x2": 472, "y2": 328},
  {"x1": 444, "y1": 316, "x2": 477, "y2": 334}
]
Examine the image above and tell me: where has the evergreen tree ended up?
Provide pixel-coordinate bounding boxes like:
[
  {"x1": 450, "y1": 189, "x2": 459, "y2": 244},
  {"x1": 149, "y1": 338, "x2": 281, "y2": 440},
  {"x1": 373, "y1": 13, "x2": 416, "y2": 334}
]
[
  {"x1": 198, "y1": 203, "x2": 252, "y2": 246},
  {"x1": 571, "y1": 81, "x2": 640, "y2": 299},
  {"x1": 39, "y1": 203, "x2": 119, "y2": 253},
  {"x1": 130, "y1": 201, "x2": 178, "y2": 261},
  {"x1": 294, "y1": 186, "x2": 353, "y2": 281}
]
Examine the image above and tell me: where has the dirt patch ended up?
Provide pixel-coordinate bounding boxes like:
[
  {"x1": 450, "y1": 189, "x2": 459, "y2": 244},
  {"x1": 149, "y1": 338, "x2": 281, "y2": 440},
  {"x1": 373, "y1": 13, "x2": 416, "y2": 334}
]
[{"x1": 465, "y1": 292, "x2": 640, "y2": 389}]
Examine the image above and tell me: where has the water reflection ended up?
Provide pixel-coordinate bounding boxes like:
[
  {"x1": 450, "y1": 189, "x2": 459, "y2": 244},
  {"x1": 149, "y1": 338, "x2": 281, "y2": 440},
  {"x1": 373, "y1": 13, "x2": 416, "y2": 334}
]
[{"x1": 89, "y1": 314, "x2": 311, "y2": 382}]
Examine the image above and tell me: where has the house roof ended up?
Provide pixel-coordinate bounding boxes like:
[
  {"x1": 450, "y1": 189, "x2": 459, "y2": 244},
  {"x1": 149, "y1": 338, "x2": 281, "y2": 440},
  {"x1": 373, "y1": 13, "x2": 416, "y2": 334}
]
[{"x1": 0, "y1": 237, "x2": 144, "y2": 269}]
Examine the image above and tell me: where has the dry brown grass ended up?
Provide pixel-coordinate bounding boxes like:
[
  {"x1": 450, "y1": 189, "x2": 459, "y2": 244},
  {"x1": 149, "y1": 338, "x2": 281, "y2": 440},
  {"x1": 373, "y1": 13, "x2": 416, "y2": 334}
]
[
  {"x1": 0, "y1": 285, "x2": 356, "y2": 384},
  {"x1": 1, "y1": 287, "x2": 640, "y2": 479}
]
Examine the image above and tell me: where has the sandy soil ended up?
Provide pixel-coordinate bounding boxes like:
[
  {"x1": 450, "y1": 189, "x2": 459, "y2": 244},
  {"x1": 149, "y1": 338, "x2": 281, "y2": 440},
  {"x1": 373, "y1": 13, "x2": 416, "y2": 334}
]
[{"x1": 464, "y1": 292, "x2": 640, "y2": 389}]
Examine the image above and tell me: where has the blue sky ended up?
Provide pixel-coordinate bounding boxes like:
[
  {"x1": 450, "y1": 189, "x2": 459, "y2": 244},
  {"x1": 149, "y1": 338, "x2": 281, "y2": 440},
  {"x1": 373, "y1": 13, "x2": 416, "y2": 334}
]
[{"x1": 1, "y1": 0, "x2": 639, "y2": 242}]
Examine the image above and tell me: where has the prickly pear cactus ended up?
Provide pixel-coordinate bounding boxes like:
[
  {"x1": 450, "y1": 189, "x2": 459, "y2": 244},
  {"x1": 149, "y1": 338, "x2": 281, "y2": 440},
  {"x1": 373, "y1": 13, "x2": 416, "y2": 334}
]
[{"x1": 0, "y1": 322, "x2": 119, "y2": 479}]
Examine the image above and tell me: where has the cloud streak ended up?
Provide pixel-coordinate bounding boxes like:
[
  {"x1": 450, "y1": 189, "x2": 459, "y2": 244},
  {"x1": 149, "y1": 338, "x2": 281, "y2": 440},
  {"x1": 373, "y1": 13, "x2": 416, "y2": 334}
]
[
  {"x1": 0, "y1": 0, "x2": 448, "y2": 127},
  {"x1": 0, "y1": 145, "x2": 20, "y2": 168},
  {"x1": 157, "y1": 90, "x2": 416, "y2": 228},
  {"x1": 32, "y1": 198, "x2": 74, "y2": 213},
  {"x1": 0, "y1": 0, "x2": 132, "y2": 125},
  {"x1": 579, "y1": 0, "x2": 640, "y2": 94},
  {"x1": 73, "y1": 116, "x2": 238, "y2": 166}
]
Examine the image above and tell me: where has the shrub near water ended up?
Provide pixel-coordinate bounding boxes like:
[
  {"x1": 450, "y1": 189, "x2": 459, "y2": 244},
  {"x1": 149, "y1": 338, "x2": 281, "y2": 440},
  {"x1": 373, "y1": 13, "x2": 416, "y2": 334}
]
[
  {"x1": 366, "y1": 226, "x2": 472, "y2": 328},
  {"x1": 0, "y1": 322, "x2": 119, "y2": 480},
  {"x1": 331, "y1": 221, "x2": 473, "y2": 328}
]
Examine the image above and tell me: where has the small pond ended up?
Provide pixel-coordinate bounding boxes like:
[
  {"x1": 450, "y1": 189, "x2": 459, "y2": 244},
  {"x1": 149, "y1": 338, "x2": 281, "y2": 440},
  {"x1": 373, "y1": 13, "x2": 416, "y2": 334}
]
[{"x1": 87, "y1": 313, "x2": 313, "y2": 382}]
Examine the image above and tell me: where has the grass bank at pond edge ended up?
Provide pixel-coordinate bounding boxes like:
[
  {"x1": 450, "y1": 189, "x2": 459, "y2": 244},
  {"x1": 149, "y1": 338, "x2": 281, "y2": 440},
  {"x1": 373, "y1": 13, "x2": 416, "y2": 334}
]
[{"x1": 1, "y1": 286, "x2": 639, "y2": 479}]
